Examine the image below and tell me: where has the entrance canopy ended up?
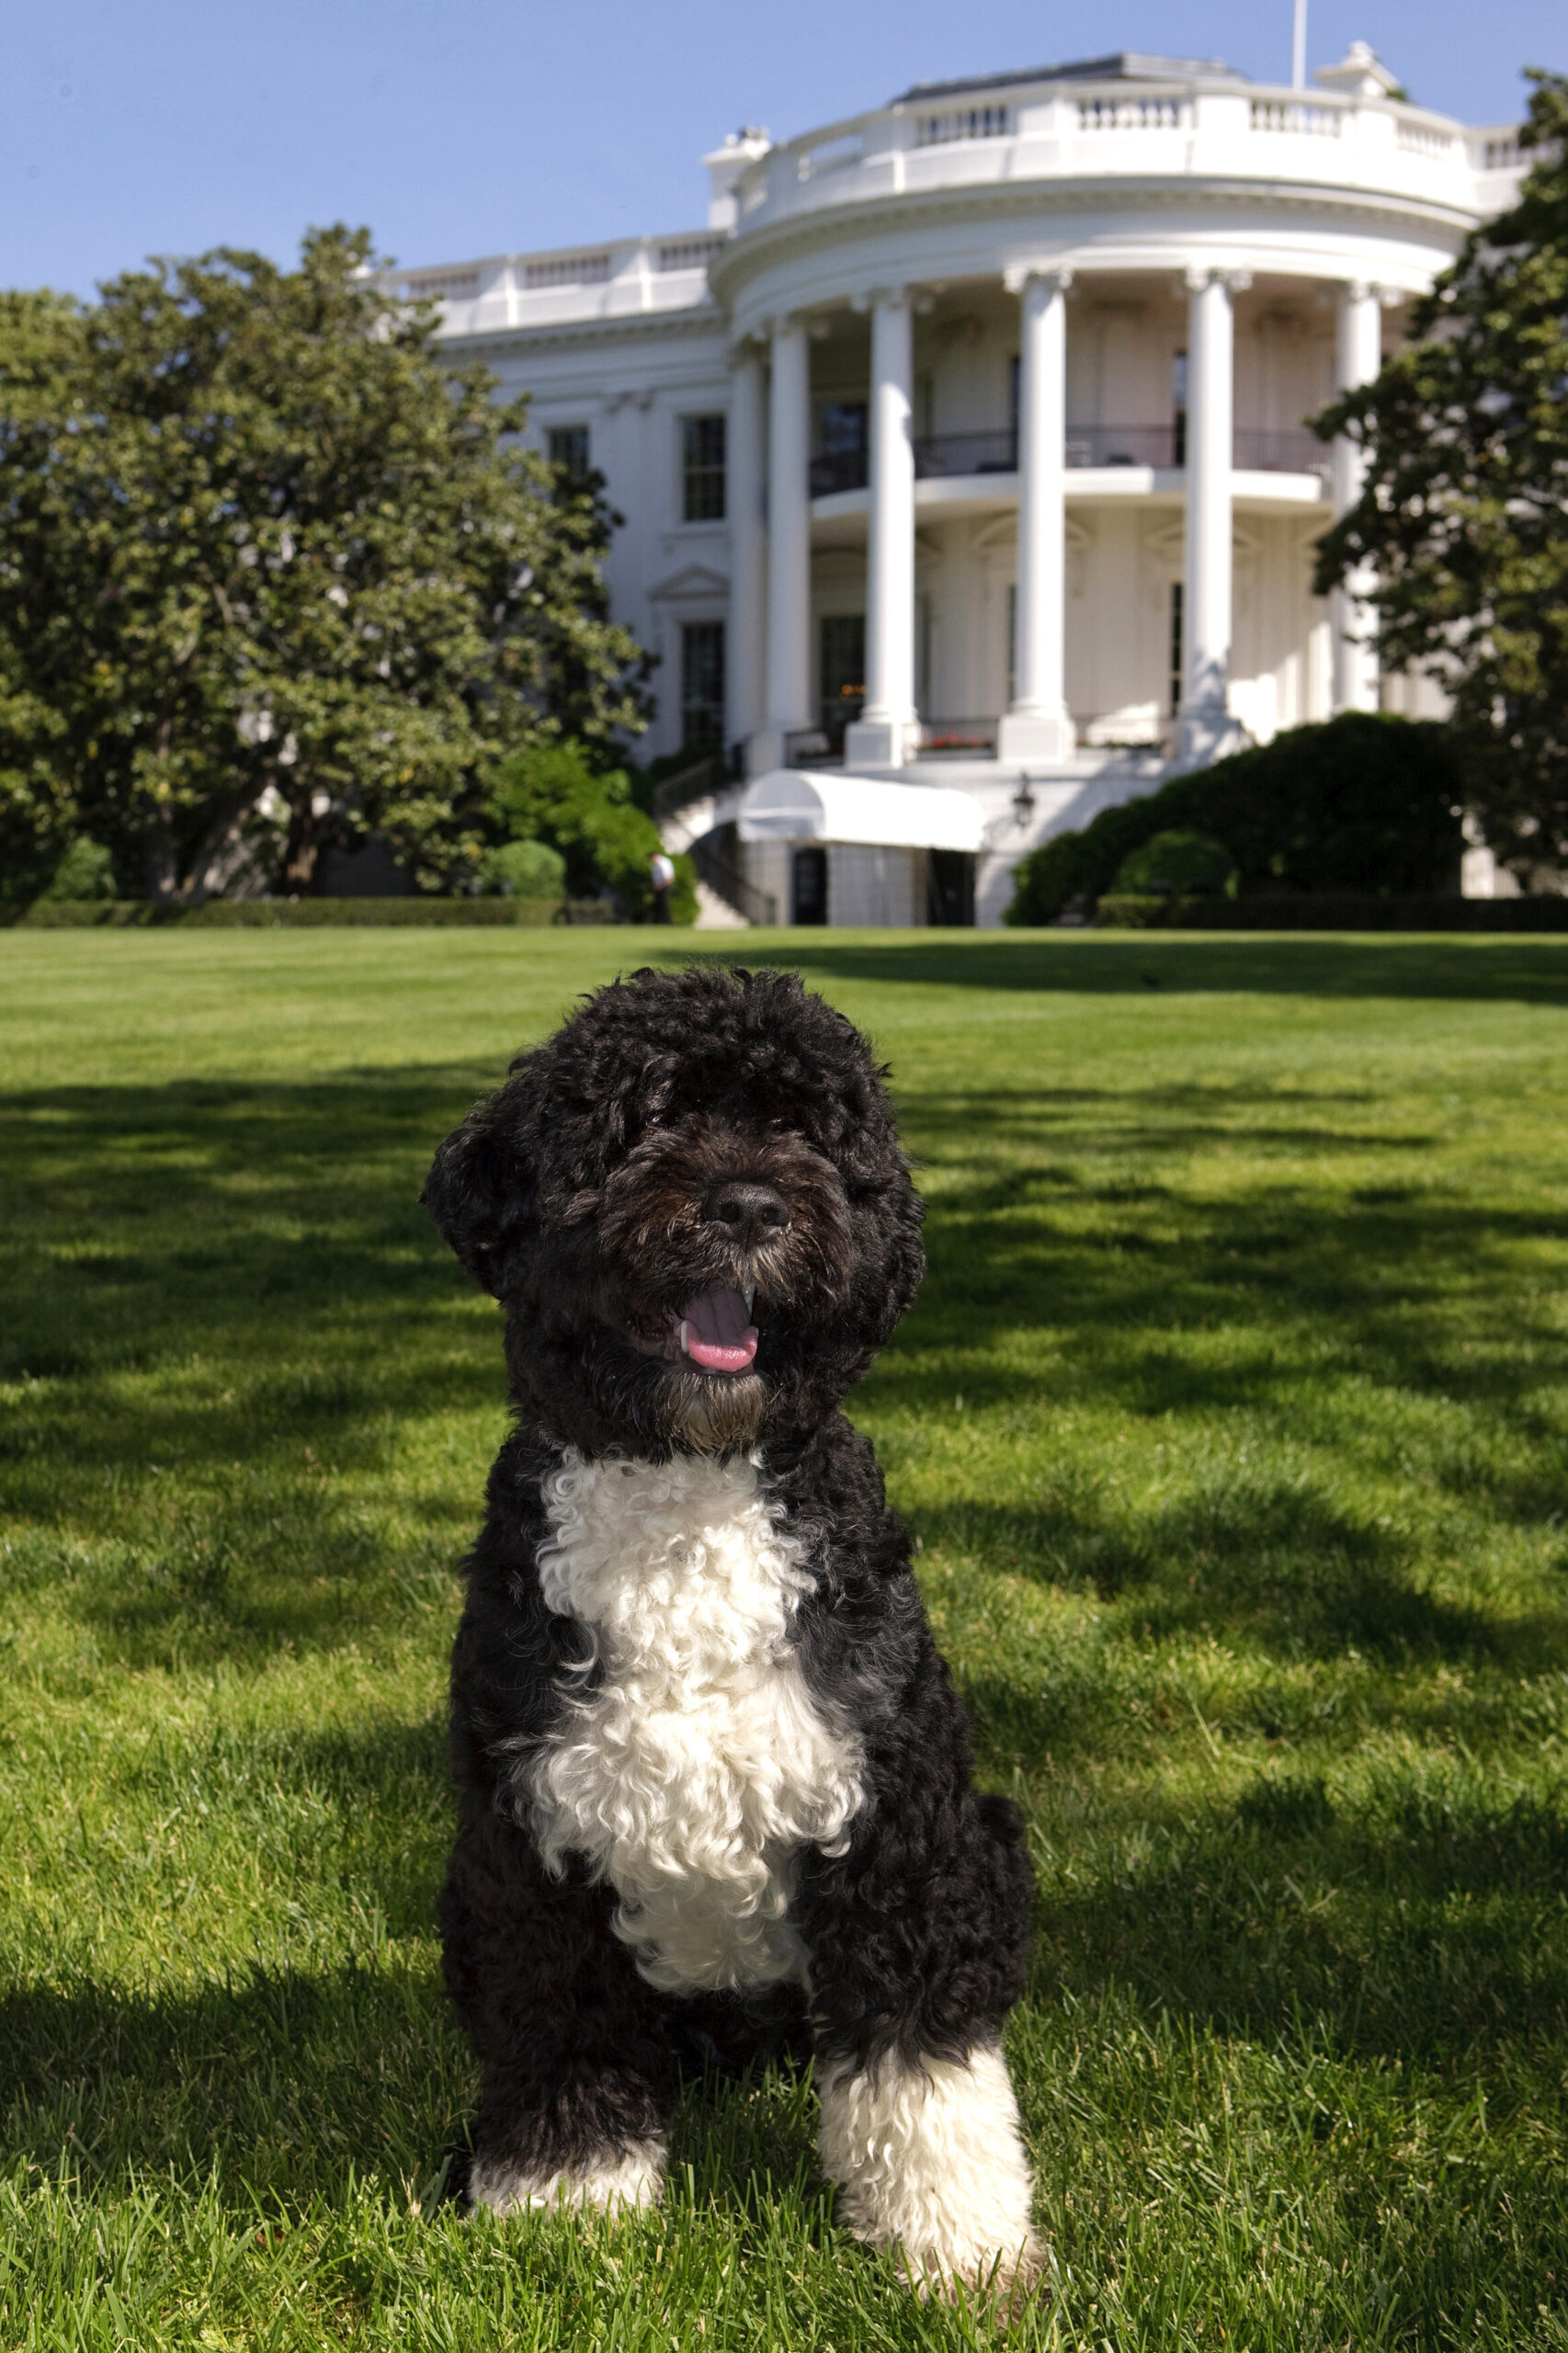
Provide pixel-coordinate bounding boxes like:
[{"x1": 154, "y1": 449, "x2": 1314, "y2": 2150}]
[{"x1": 734, "y1": 770, "x2": 983, "y2": 852}]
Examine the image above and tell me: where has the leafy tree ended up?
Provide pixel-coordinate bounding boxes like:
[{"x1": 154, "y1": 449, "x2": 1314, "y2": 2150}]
[
  {"x1": 489, "y1": 741, "x2": 696, "y2": 923},
  {"x1": 1005, "y1": 713, "x2": 1467, "y2": 924},
  {"x1": 0, "y1": 230, "x2": 649, "y2": 903},
  {"x1": 1312, "y1": 72, "x2": 1568, "y2": 878}
]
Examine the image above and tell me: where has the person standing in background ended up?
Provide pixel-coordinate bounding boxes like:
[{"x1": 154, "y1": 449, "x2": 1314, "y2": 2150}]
[{"x1": 650, "y1": 848, "x2": 676, "y2": 924}]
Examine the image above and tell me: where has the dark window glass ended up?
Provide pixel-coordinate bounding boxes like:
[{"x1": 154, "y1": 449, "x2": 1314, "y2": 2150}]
[
  {"x1": 548, "y1": 424, "x2": 590, "y2": 483},
  {"x1": 682, "y1": 415, "x2": 726, "y2": 521},
  {"x1": 1172, "y1": 351, "x2": 1187, "y2": 468},
  {"x1": 819, "y1": 401, "x2": 868, "y2": 458},
  {"x1": 812, "y1": 403, "x2": 869, "y2": 495},
  {"x1": 792, "y1": 846, "x2": 828, "y2": 926},
  {"x1": 1169, "y1": 580, "x2": 1185, "y2": 716},
  {"x1": 680, "y1": 620, "x2": 726, "y2": 749},
  {"x1": 819, "y1": 613, "x2": 865, "y2": 744}
]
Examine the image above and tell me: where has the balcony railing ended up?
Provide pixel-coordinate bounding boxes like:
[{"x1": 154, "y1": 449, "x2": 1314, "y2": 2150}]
[
  {"x1": 1233, "y1": 426, "x2": 1327, "y2": 472},
  {"x1": 810, "y1": 422, "x2": 1327, "y2": 494},
  {"x1": 915, "y1": 429, "x2": 1018, "y2": 477},
  {"x1": 809, "y1": 449, "x2": 870, "y2": 495},
  {"x1": 920, "y1": 716, "x2": 999, "y2": 753},
  {"x1": 1066, "y1": 424, "x2": 1174, "y2": 467}
]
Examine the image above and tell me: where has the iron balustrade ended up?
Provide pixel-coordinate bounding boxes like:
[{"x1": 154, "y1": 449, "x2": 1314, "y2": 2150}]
[
  {"x1": 913, "y1": 429, "x2": 1018, "y2": 477},
  {"x1": 1233, "y1": 426, "x2": 1327, "y2": 472},
  {"x1": 808, "y1": 424, "x2": 1327, "y2": 496},
  {"x1": 809, "y1": 449, "x2": 870, "y2": 495},
  {"x1": 688, "y1": 831, "x2": 778, "y2": 927},
  {"x1": 1064, "y1": 424, "x2": 1178, "y2": 467}
]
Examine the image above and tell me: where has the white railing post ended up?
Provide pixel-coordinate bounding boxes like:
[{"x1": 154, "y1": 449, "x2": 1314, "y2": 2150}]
[
  {"x1": 846, "y1": 290, "x2": 918, "y2": 767},
  {"x1": 1176, "y1": 266, "x2": 1250, "y2": 766},
  {"x1": 726, "y1": 341, "x2": 766, "y2": 759},
  {"x1": 1332, "y1": 279, "x2": 1384, "y2": 713},
  {"x1": 998, "y1": 266, "x2": 1075, "y2": 767},
  {"x1": 751, "y1": 315, "x2": 812, "y2": 774}
]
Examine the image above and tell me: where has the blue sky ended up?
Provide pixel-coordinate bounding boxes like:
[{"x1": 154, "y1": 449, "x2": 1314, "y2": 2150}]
[{"x1": 6, "y1": 0, "x2": 1562, "y2": 297}]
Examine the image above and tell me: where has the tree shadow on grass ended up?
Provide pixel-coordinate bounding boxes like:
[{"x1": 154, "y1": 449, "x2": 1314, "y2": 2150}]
[
  {"x1": 664, "y1": 933, "x2": 1568, "y2": 1006},
  {"x1": 1022, "y1": 1766, "x2": 1568, "y2": 2075},
  {"x1": 917, "y1": 1483, "x2": 1523, "y2": 1665},
  {"x1": 0, "y1": 1071, "x2": 498, "y2": 1392}
]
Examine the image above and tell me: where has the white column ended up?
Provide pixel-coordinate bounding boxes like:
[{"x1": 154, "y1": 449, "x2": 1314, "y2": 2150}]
[
  {"x1": 998, "y1": 267, "x2": 1074, "y2": 767},
  {"x1": 845, "y1": 290, "x2": 917, "y2": 769},
  {"x1": 726, "y1": 343, "x2": 766, "y2": 758},
  {"x1": 1332, "y1": 279, "x2": 1383, "y2": 714},
  {"x1": 1176, "y1": 267, "x2": 1249, "y2": 767},
  {"x1": 751, "y1": 315, "x2": 812, "y2": 775}
]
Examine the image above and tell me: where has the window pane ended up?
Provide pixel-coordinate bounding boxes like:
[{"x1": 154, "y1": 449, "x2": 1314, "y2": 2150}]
[
  {"x1": 818, "y1": 402, "x2": 868, "y2": 457},
  {"x1": 682, "y1": 414, "x2": 726, "y2": 521},
  {"x1": 548, "y1": 424, "x2": 590, "y2": 482},
  {"x1": 680, "y1": 620, "x2": 726, "y2": 749},
  {"x1": 819, "y1": 613, "x2": 865, "y2": 744}
]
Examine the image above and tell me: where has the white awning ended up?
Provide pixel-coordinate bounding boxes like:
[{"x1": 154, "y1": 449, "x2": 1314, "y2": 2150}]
[{"x1": 733, "y1": 770, "x2": 983, "y2": 853}]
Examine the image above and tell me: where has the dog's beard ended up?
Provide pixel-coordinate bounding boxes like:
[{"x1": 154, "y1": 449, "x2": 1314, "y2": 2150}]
[{"x1": 661, "y1": 1366, "x2": 767, "y2": 1452}]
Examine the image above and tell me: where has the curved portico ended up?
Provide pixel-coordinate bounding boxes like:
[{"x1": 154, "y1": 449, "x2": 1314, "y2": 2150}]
[{"x1": 709, "y1": 48, "x2": 1519, "y2": 787}]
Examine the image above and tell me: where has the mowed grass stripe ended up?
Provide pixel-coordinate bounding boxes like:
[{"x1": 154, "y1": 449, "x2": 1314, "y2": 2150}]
[{"x1": 2, "y1": 928, "x2": 1566, "y2": 2349}]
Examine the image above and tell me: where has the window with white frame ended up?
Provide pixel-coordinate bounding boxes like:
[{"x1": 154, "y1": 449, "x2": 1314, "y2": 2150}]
[
  {"x1": 680, "y1": 620, "x2": 726, "y2": 749},
  {"x1": 681, "y1": 415, "x2": 726, "y2": 522},
  {"x1": 547, "y1": 424, "x2": 591, "y2": 484}
]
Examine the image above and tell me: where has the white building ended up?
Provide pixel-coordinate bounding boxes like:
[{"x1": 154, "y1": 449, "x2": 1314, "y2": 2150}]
[{"x1": 415, "y1": 45, "x2": 1525, "y2": 925}]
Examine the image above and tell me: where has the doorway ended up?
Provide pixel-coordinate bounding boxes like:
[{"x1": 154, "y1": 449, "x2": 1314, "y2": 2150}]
[
  {"x1": 927, "y1": 850, "x2": 975, "y2": 926},
  {"x1": 791, "y1": 847, "x2": 828, "y2": 926}
]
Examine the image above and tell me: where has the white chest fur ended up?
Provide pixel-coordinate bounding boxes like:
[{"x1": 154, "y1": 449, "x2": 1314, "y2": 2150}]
[{"x1": 526, "y1": 1449, "x2": 864, "y2": 1995}]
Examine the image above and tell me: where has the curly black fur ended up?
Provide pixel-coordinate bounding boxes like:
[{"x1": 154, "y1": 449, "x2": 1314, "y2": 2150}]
[{"x1": 424, "y1": 965, "x2": 1036, "y2": 2220}]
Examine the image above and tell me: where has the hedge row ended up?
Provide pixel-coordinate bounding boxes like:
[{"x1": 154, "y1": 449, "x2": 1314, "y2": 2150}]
[
  {"x1": 1005, "y1": 714, "x2": 1471, "y2": 925},
  {"x1": 1092, "y1": 892, "x2": 1568, "y2": 932},
  {"x1": 6, "y1": 896, "x2": 620, "y2": 929}
]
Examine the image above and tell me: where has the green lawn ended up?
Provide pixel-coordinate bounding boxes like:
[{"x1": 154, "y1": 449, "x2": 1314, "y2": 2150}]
[{"x1": 4, "y1": 926, "x2": 1568, "y2": 2350}]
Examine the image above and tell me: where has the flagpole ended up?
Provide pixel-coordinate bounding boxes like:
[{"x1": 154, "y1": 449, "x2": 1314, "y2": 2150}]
[{"x1": 1292, "y1": 0, "x2": 1308, "y2": 90}]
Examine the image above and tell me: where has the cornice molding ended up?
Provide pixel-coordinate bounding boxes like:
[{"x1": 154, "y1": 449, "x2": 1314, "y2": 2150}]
[
  {"x1": 437, "y1": 305, "x2": 725, "y2": 359},
  {"x1": 709, "y1": 176, "x2": 1477, "y2": 309}
]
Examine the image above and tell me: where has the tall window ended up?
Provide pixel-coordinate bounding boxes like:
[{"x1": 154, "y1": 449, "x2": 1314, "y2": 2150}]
[
  {"x1": 680, "y1": 620, "x2": 726, "y2": 749},
  {"x1": 1169, "y1": 581, "x2": 1185, "y2": 716},
  {"x1": 548, "y1": 424, "x2": 590, "y2": 483},
  {"x1": 681, "y1": 415, "x2": 726, "y2": 521},
  {"x1": 1172, "y1": 351, "x2": 1187, "y2": 468},
  {"x1": 819, "y1": 614, "x2": 865, "y2": 744}
]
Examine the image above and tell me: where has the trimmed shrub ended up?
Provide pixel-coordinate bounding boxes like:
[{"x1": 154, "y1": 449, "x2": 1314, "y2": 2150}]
[
  {"x1": 35, "y1": 837, "x2": 117, "y2": 903},
  {"x1": 1110, "y1": 828, "x2": 1236, "y2": 897},
  {"x1": 488, "y1": 742, "x2": 697, "y2": 923},
  {"x1": 1006, "y1": 714, "x2": 1470, "y2": 925},
  {"x1": 481, "y1": 838, "x2": 567, "y2": 899}
]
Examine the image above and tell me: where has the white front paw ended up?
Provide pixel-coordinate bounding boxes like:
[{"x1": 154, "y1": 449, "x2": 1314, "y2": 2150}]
[
  {"x1": 468, "y1": 2139, "x2": 665, "y2": 2216},
  {"x1": 818, "y1": 2043, "x2": 1041, "y2": 2297}
]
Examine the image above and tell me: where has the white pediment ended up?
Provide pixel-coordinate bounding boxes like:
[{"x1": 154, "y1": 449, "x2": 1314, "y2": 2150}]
[{"x1": 648, "y1": 563, "x2": 730, "y2": 602}]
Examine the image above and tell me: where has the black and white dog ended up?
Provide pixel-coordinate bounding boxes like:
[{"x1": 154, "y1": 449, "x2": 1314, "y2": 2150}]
[{"x1": 423, "y1": 964, "x2": 1040, "y2": 2294}]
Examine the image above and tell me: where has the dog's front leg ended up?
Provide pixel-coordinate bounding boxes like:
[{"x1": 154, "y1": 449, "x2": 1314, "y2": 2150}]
[
  {"x1": 801, "y1": 1795, "x2": 1043, "y2": 2302},
  {"x1": 814, "y1": 2038, "x2": 1040, "y2": 2301},
  {"x1": 441, "y1": 1811, "x2": 676, "y2": 2216}
]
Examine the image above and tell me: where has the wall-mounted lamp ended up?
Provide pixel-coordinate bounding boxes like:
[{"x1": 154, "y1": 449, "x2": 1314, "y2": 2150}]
[{"x1": 1012, "y1": 776, "x2": 1037, "y2": 829}]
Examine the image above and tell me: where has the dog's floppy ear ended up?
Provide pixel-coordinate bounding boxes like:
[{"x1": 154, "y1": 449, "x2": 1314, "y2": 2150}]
[{"x1": 422, "y1": 1095, "x2": 534, "y2": 1298}]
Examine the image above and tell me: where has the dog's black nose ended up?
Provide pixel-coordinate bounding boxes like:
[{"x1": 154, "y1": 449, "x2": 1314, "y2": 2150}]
[{"x1": 702, "y1": 1179, "x2": 789, "y2": 1244}]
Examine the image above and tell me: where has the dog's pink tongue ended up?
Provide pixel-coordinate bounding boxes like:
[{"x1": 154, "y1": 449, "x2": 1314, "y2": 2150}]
[{"x1": 679, "y1": 1286, "x2": 757, "y2": 1373}]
